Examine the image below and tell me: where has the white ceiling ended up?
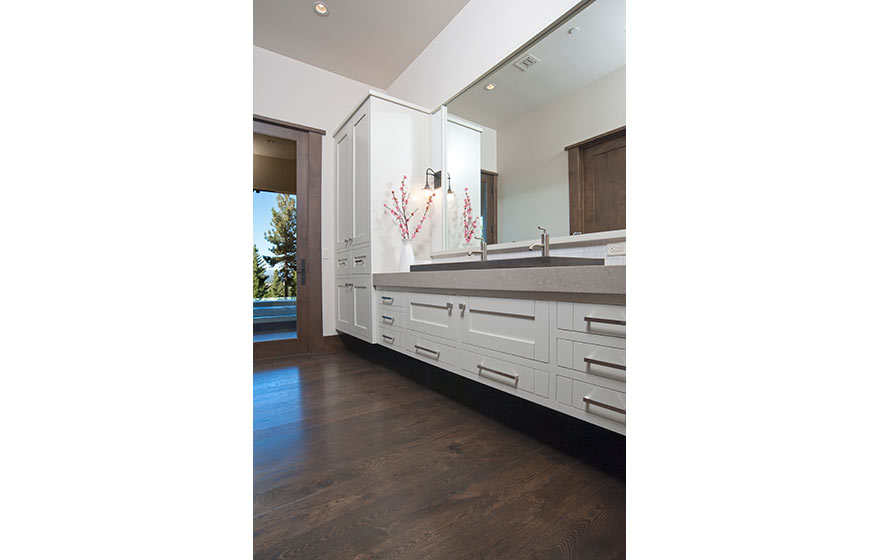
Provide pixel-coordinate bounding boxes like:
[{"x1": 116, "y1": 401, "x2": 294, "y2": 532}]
[
  {"x1": 447, "y1": 0, "x2": 626, "y2": 130},
  {"x1": 254, "y1": 0, "x2": 471, "y2": 89}
]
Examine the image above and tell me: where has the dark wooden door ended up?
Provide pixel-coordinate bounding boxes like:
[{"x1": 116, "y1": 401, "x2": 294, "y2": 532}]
[
  {"x1": 480, "y1": 170, "x2": 498, "y2": 244},
  {"x1": 253, "y1": 116, "x2": 325, "y2": 360},
  {"x1": 566, "y1": 127, "x2": 625, "y2": 234}
]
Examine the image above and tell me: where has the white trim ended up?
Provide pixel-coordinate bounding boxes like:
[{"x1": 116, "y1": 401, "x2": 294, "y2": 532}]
[{"x1": 333, "y1": 90, "x2": 431, "y2": 137}]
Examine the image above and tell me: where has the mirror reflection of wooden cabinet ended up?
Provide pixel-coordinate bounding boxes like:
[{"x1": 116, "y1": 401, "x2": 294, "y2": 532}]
[
  {"x1": 566, "y1": 126, "x2": 625, "y2": 234},
  {"x1": 480, "y1": 170, "x2": 498, "y2": 244}
]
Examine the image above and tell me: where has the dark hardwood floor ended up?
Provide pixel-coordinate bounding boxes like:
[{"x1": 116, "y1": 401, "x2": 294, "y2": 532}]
[{"x1": 254, "y1": 340, "x2": 625, "y2": 559}]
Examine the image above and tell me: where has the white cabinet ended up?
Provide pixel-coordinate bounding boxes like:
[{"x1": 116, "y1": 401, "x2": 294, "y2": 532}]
[
  {"x1": 335, "y1": 105, "x2": 371, "y2": 251},
  {"x1": 332, "y1": 93, "x2": 431, "y2": 343},
  {"x1": 373, "y1": 285, "x2": 626, "y2": 435}
]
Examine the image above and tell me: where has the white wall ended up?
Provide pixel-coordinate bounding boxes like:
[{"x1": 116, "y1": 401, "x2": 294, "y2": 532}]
[
  {"x1": 253, "y1": 46, "x2": 381, "y2": 336},
  {"x1": 497, "y1": 65, "x2": 625, "y2": 242},
  {"x1": 481, "y1": 126, "x2": 497, "y2": 173},
  {"x1": 387, "y1": 0, "x2": 581, "y2": 111}
]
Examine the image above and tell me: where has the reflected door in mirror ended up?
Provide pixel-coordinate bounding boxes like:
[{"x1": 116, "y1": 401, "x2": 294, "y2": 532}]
[
  {"x1": 566, "y1": 126, "x2": 626, "y2": 234},
  {"x1": 480, "y1": 170, "x2": 498, "y2": 244}
]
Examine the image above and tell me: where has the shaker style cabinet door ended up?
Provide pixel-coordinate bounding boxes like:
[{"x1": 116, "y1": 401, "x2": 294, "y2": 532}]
[
  {"x1": 335, "y1": 280, "x2": 352, "y2": 333},
  {"x1": 351, "y1": 276, "x2": 372, "y2": 340},
  {"x1": 351, "y1": 108, "x2": 371, "y2": 247},
  {"x1": 335, "y1": 127, "x2": 353, "y2": 252}
]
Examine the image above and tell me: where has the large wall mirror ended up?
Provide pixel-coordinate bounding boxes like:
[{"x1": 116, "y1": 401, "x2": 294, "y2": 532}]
[{"x1": 442, "y1": 0, "x2": 625, "y2": 250}]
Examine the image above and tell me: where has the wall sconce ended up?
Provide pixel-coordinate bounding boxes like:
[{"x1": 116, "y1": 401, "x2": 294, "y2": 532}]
[
  {"x1": 446, "y1": 173, "x2": 455, "y2": 204},
  {"x1": 424, "y1": 167, "x2": 442, "y2": 191}
]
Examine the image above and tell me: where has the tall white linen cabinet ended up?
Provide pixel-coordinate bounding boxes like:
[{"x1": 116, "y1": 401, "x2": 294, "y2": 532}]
[{"x1": 333, "y1": 92, "x2": 431, "y2": 343}]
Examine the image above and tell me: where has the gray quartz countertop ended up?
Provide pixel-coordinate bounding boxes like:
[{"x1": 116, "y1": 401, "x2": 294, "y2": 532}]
[{"x1": 373, "y1": 265, "x2": 625, "y2": 295}]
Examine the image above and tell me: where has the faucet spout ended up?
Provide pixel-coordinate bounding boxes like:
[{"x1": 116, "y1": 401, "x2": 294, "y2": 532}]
[{"x1": 530, "y1": 226, "x2": 551, "y2": 257}]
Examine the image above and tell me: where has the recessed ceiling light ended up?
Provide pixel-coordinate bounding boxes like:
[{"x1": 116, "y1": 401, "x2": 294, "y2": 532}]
[
  {"x1": 313, "y1": 2, "x2": 329, "y2": 16},
  {"x1": 484, "y1": 83, "x2": 495, "y2": 91}
]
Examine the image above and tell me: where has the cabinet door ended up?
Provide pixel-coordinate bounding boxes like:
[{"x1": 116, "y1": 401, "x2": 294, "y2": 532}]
[
  {"x1": 335, "y1": 279, "x2": 352, "y2": 333},
  {"x1": 461, "y1": 296, "x2": 549, "y2": 362},
  {"x1": 351, "y1": 276, "x2": 372, "y2": 341},
  {"x1": 335, "y1": 127, "x2": 353, "y2": 251},
  {"x1": 351, "y1": 108, "x2": 371, "y2": 247},
  {"x1": 406, "y1": 292, "x2": 458, "y2": 341}
]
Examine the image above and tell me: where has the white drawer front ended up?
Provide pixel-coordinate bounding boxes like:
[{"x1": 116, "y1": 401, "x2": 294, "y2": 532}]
[
  {"x1": 407, "y1": 292, "x2": 458, "y2": 341},
  {"x1": 557, "y1": 339, "x2": 626, "y2": 389},
  {"x1": 350, "y1": 246, "x2": 371, "y2": 274},
  {"x1": 557, "y1": 301, "x2": 626, "y2": 339},
  {"x1": 405, "y1": 334, "x2": 459, "y2": 368},
  {"x1": 377, "y1": 290, "x2": 403, "y2": 309},
  {"x1": 556, "y1": 375, "x2": 625, "y2": 429},
  {"x1": 377, "y1": 308, "x2": 402, "y2": 329},
  {"x1": 335, "y1": 251, "x2": 351, "y2": 276},
  {"x1": 461, "y1": 351, "x2": 549, "y2": 398},
  {"x1": 462, "y1": 296, "x2": 549, "y2": 362},
  {"x1": 378, "y1": 328, "x2": 403, "y2": 350}
]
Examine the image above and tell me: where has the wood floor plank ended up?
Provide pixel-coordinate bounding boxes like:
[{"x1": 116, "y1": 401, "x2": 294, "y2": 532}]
[{"x1": 253, "y1": 347, "x2": 625, "y2": 559}]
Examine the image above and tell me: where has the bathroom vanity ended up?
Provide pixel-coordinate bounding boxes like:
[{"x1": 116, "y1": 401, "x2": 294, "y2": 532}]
[{"x1": 370, "y1": 265, "x2": 626, "y2": 435}]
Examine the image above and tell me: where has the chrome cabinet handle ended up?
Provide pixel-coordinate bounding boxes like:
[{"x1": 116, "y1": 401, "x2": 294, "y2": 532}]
[
  {"x1": 584, "y1": 357, "x2": 626, "y2": 371},
  {"x1": 381, "y1": 315, "x2": 393, "y2": 322},
  {"x1": 584, "y1": 316, "x2": 626, "y2": 326},
  {"x1": 354, "y1": 259, "x2": 365, "y2": 265},
  {"x1": 477, "y1": 364, "x2": 518, "y2": 382},
  {"x1": 458, "y1": 303, "x2": 466, "y2": 310},
  {"x1": 381, "y1": 296, "x2": 393, "y2": 302},
  {"x1": 382, "y1": 334, "x2": 394, "y2": 342},
  {"x1": 583, "y1": 396, "x2": 626, "y2": 415},
  {"x1": 414, "y1": 344, "x2": 439, "y2": 356}
]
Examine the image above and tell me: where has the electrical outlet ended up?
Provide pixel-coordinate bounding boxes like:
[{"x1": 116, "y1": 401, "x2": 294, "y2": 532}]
[{"x1": 607, "y1": 242, "x2": 626, "y2": 256}]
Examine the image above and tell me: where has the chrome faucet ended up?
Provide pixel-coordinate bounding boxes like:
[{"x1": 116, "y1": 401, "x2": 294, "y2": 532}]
[
  {"x1": 529, "y1": 226, "x2": 551, "y2": 257},
  {"x1": 467, "y1": 236, "x2": 488, "y2": 261}
]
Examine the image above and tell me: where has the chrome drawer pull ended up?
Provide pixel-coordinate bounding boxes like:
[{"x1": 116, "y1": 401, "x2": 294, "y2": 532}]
[
  {"x1": 584, "y1": 316, "x2": 626, "y2": 326},
  {"x1": 381, "y1": 315, "x2": 394, "y2": 322},
  {"x1": 584, "y1": 357, "x2": 626, "y2": 371},
  {"x1": 583, "y1": 396, "x2": 626, "y2": 415},
  {"x1": 477, "y1": 364, "x2": 518, "y2": 382},
  {"x1": 414, "y1": 344, "x2": 439, "y2": 356},
  {"x1": 354, "y1": 259, "x2": 365, "y2": 265},
  {"x1": 382, "y1": 334, "x2": 394, "y2": 342},
  {"x1": 381, "y1": 296, "x2": 393, "y2": 302}
]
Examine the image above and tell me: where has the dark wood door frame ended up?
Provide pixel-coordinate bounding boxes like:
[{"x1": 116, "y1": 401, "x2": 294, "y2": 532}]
[
  {"x1": 566, "y1": 126, "x2": 625, "y2": 235},
  {"x1": 253, "y1": 115, "x2": 326, "y2": 360}
]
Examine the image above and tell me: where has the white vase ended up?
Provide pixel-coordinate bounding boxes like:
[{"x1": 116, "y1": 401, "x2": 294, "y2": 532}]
[{"x1": 399, "y1": 239, "x2": 415, "y2": 272}]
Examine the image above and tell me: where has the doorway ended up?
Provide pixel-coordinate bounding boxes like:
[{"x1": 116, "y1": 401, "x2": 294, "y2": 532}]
[{"x1": 253, "y1": 116, "x2": 324, "y2": 359}]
